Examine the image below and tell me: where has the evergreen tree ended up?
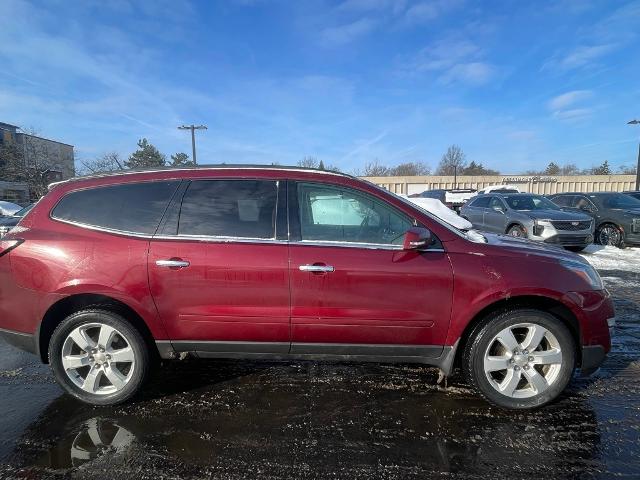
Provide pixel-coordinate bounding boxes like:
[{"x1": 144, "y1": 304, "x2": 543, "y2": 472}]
[
  {"x1": 125, "y1": 138, "x2": 166, "y2": 169},
  {"x1": 170, "y1": 152, "x2": 194, "y2": 167}
]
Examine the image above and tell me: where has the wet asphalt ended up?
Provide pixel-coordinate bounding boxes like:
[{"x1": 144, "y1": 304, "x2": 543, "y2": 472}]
[{"x1": 0, "y1": 263, "x2": 639, "y2": 479}]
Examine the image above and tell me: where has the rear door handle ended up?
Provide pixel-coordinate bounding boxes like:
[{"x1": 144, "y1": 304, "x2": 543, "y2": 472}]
[
  {"x1": 299, "y1": 264, "x2": 335, "y2": 273},
  {"x1": 156, "y1": 259, "x2": 190, "y2": 268}
]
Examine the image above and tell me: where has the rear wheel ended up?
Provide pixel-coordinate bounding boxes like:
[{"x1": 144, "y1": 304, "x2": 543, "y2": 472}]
[
  {"x1": 596, "y1": 223, "x2": 624, "y2": 248},
  {"x1": 463, "y1": 309, "x2": 576, "y2": 409},
  {"x1": 49, "y1": 310, "x2": 149, "y2": 406}
]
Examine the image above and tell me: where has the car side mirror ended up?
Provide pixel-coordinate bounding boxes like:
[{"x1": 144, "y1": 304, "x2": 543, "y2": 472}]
[{"x1": 403, "y1": 227, "x2": 432, "y2": 250}]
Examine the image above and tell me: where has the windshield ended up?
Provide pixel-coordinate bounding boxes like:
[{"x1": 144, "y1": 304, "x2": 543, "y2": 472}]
[
  {"x1": 504, "y1": 195, "x2": 560, "y2": 211},
  {"x1": 13, "y1": 204, "x2": 34, "y2": 217},
  {"x1": 600, "y1": 193, "x2": 640, "y2": 209}
]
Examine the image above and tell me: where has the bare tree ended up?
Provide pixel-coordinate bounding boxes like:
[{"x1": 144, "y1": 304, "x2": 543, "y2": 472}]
[
  {"x1": 78, "y1": 152, "x2": 125, "y2": 175},
  {"x1": 297, "y1": 156, "x2": 320, "y2": 169},
  {"x1": 360, "y1": 159, "x2": 391, "y2": 176},
  {"x1": 0, "y1": 127, "x2": 67, "y2": 200},
  {"x1": 297, "y1": 156, "x2": 341, "y2": 172},
  {"x1": 618, "y1": 164, "x2": 637, "y2": 175},
  {"x1": 436, "y1": 145, "x2": 467, "y2": 175},
  {"x1": 391, "y1": 161, "x2": 431, "y2": 176}
]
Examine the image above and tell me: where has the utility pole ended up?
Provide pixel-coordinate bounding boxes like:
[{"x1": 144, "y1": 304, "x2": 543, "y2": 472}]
[
  {"x1": 628, "y1": 120, "x2": 640, "y2": 190},
  {"x1": 178, "y1": 124, "x2": 207, "y2": 165}
]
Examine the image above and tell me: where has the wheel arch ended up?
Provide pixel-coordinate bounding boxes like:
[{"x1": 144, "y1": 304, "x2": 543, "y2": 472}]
[
  {"x1": 38, "y1": 293, "x2": 159, "y2": 364},
  {"x1": 452, "y1": 295, "x2": 581, "y2": 371}
]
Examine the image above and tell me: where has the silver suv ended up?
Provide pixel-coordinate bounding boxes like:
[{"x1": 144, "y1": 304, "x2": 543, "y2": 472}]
[{"x1": 460, "y1": 193, "x2": 594, "y2": 251}]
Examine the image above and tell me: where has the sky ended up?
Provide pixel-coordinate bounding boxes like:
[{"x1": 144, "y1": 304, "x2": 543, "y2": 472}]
[{"x1": 1, "y1": 0, "x2": 639, "y2": 174}]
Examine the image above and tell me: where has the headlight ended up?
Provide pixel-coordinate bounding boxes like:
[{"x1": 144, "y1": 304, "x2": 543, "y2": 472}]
[
  {"x1": 560, "y1": 260, "x2": 603, "y2": 290},
  {"x1": 533, "y1": 219, "x2": 551, "y2": 236}
]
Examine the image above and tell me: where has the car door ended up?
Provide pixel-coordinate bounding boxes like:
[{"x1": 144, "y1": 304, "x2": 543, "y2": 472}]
[
  {"x1": 464, "y1": 196, "x2": 490, "y2": 227},
  {"x1": 288, "y1": 181, "x2": 454, "y2": 358},
  {"x1": 483, "y1": 196, "x2": 508, "y2": 233},
  {"x1": 148, "y1": 178, "x2": 291, "y2": 355}
]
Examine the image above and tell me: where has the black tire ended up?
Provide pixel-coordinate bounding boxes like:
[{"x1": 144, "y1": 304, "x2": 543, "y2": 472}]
[
  {"x1": 565, "y1": 246, "x2": 587, "y2": 252},
  {"x1": 595, "y1": 223, "x2": 625, "y2": 248},
  {"x1": 463, "y1": 308, "x2": 576, "y2": 409},
  {"x1": 49, "y1": 309, "x2": 150, "y2": 406},
  {"x1": 507, "y1": 224, "x2": 526, "y2": 237}
]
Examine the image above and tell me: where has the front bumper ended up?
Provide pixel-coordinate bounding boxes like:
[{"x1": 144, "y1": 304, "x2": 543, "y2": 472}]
[{"x1": 543, "y1": 233, "x2": 594, "y2": 247}]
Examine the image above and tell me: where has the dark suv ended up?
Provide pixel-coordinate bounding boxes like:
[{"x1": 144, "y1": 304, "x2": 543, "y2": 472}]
[
  {"x1": 0, "y1": 167, "x2": 614, "y2": 409},
  {"x1": 549, "y1": 192, "x2": 640, "y2": 248}
]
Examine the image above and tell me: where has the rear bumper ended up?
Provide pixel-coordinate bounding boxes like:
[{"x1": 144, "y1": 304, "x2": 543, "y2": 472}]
[{"x1": 0, "y1": 327, "x2": 37, "y2": 355}]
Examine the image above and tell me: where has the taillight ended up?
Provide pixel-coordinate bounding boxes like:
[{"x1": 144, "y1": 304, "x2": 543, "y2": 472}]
[{"x1": 0, "y1": 239, "x2": 24, "y2": 257}]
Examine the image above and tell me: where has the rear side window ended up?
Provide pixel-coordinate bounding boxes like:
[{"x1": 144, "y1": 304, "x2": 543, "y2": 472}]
[
  {"x1": 52, "y1": 181, "x2": 180, "y2": 234},
  {"x1": 551, "y1": 195, "x2": 573, "y2": 207},
  {"x1": 178, "y1": 180, "x2": 278, "y2": 239},
  {"x1": 470, "y1": 196, "x2": 491, "y2": 208}
]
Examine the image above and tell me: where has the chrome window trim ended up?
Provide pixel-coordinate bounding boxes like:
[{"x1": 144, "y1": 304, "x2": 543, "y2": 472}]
[
  {"x1": 50, "y1": 219, "x2": 445, "y2": 252},
  {"x1": 51, "y1": 218, "x2": 156, "y2": 239}
]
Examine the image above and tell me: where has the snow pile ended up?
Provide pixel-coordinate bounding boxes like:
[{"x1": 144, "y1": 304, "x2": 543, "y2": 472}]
[
  {"x1": 403, "y1": 197, "x2": 473, "y2": 230},
  {"x1": 580, "y1": 245, "x2": 640, "y2": 273}
]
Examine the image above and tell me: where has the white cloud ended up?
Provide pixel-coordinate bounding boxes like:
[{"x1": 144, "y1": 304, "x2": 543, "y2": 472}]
[
  {"x1": 319, "y1": 17, "x2": 378, "y2": 46},
  {"x1": 559, "y1": 44, "x2": 616, "y2": 69},
  {"x1": 548, "y1": 90, "x2": 593, "y2": 111},
  {"x1": 401, "y1": 38, "x2": 495, "y2": 85},
  {"x1": 403, "y1": 0, "x2": 462, "y2": 25},
  {"x1": 553, "y1": 108, "x2": 593, "y2": 121}
]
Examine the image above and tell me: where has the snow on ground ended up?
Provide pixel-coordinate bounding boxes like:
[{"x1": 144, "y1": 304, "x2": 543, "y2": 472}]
[{"x1": 580, "y1": 245, "x2": 640, "y2": 273}]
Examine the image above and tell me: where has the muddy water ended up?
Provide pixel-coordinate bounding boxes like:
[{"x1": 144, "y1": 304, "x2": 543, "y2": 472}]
[{"x1": 1, "y1": 268, "x2": 639, "y2": 479}]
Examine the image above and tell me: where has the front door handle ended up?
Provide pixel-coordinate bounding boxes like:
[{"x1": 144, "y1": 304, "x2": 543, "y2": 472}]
[
  {"x1": 299, "y1": 264, "x2": 335, "y2": 273},
  {"x1": 156, "y1": 259, "x2": 190, "y2": 268}
]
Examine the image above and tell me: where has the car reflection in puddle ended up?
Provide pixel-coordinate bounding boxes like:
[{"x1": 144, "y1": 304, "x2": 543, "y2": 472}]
[{"x1": 9, "y1": 360, "x2": 601, "y2": 477}]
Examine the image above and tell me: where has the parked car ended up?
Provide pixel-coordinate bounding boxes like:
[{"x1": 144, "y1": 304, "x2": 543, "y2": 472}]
[
  {"x1": 0, "y1": 167, "x2": 613, "y2": 409},
  {"x1": 398, "y1": 195, "x2": 473, "y2": 230},
  {"x1": 623, "y1": 190, "x2": 640, "y2": 201},
  {"x1": 409, "y1": 188, "x2": 477, "y2": 212},
  {"x1": 0, "y1": 204, "x2": 34, "y2": 238},
  {"x1": 476, "y1": 185, "x2": 522, "y2": 195},
  {"x1": 0, "y1": 200, "x2": 23, "y2": 217},
  {"x1": 460, "y1": 193, "x2": 594, "y2": 251},
  {"x1": 549, "y1": 192, "x2": 640, "y2": 248}
]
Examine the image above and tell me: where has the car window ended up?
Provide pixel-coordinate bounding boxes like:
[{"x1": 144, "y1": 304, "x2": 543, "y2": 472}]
[
  {"x1": 52, "y1": 181, "x2": 180, "y2": 234},
  {"x1": 550, "y1": 195, "x2": 573, "y2": 207},
  {"x1": 504, "y1": 195, "x2": 559, "y2": 211},
  {"x1": 297, "y1": 183, "x2": 412, "y2": 245},
  {"x1": 601, "y1": 193, "x2": 640, "y2": 209},
  {"x1": 488, "y1": 196, "x2": 505, "y2": 211},
  {"x1": 470, "y1": 196, "x2": 491, "y2": 208},
  {"x1": 178, "y1": 180, "x2": 278, "y2": 239},
  {"x1": 571, "y1": 195, "x2": 595, "y2": 210}
]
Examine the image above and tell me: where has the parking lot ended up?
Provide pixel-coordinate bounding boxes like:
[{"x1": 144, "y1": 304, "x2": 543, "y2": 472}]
[{"x1": 0, "y1": 246, "x2": 638, "y2": 479}]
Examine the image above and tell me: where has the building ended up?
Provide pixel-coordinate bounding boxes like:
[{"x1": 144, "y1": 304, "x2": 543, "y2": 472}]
[
  {"x1": 0, "y1": 122, "x2": 75, "y2": 203},
  {"x1": 363, "y1": 174, "x2": 638, "y2": 196}
]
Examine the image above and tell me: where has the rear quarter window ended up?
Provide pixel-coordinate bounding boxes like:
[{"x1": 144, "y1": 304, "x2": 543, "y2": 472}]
[{"x1": 51, "y1": 181, "x2": 180, "y2": 234}]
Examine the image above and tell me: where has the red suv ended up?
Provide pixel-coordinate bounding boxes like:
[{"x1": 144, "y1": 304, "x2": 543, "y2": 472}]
[{"x1": 0, "y1": 167, "x2": 614, "y2": 409}]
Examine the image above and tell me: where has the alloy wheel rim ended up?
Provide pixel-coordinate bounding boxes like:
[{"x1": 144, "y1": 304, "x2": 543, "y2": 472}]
[
  {"x1": 510, "y1": 228, "x2": 524, "y2": 237},
  {"x1": 599, "y1": 226, "x2": 620, "y2": 246},
  {"x1": 483, "y1": 323, "x2": 563, "y2": 398},
  {"x1": 61, "y1": 323, "x2": 136, "y2": 395}
]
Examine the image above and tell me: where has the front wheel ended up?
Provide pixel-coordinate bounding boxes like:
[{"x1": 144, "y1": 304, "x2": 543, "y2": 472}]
[
  {"x1": 507, "y1": 225, "x2": 527, "y2": 238},
  {"x1": 49, "y1": 310, "x2": 150, "y2": 406},
  {"x1": 463, "y1": 309, "x2": 576, "y2": 409}
]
